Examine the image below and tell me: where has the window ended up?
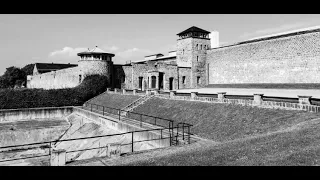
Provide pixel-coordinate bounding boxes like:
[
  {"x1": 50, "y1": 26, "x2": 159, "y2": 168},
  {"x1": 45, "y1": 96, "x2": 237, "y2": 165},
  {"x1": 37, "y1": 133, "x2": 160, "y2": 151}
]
[
  {"x1": 204, "y1": 45, "x2": 206, "y2": 50},
  {"x1": 182, "y1": 49, "x2": 184, "y2": 55},
  {"x1": 182, "y1": 76, "x2": 186, "y2": 84},
  {"x1": 151, "y1": 76, "x2": 156, "y2": 88},
  {"x1": 197, "y1": 56, "x2": 199, "y2": 62},
  {"x1": 197, "y1": 76, "x2": 200, "y2": 84},
  {"x1": 200, "y1": 44, "x2": 202, "y2": 50},
  {"x1": 79, "y1": 75, "x2": 82, "y2": 83},
  {"x1": 196, "y1": 44, "x2": 198, "y2": 50},
  {"x1": 138, "y1": 77, "x2": 143, "y2": 89}
]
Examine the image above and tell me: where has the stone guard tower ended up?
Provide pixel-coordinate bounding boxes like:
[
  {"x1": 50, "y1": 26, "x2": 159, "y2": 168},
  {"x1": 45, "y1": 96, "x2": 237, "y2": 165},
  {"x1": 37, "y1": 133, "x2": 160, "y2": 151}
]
[
  {"x1": 77, "y1": 46, "x2": 115, "y2": 84},
  {"x1": 176, "y1": 26, "x2": 211, "y2": 88}
]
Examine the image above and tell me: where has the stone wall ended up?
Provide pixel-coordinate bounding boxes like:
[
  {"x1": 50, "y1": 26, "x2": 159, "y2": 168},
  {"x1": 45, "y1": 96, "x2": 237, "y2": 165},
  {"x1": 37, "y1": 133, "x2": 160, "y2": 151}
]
[
  {"x1": 207, "y1": 30, "x2": 320, "y2": 84},
  {"x1": 0, "y1": 106, "x2": 74, "y2": 123},
  {"x1": 27, "y1": 67, "x2": 81, "y2": 89},
  {"x1": 178, "y1": 67, "x2": 191, "y2": 89},
  {"x1": 117, "y1": 62, "x2": 181, "y2": 90}
]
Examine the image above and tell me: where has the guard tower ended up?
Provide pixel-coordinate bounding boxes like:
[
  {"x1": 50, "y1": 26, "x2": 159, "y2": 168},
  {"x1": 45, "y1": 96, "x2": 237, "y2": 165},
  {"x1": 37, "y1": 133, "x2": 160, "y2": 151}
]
[
  {"x1": 77, "y1": 46, "x2": 115, "y2": 83},
  {"x1": 176, "y1": 26, "x2": 211, "y2": 88}
]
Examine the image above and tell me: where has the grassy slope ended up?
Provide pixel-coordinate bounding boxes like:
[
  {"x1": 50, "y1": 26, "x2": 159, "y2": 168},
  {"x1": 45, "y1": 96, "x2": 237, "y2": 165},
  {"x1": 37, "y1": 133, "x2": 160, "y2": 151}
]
[
  {"x1": 121, "y1": 117, "x2": 320, "y2": 166},
  {"x1": 69, "y1": 95, "x2": 320, "y2": 166},
  {"x1": 87, "y1": 93, "x2": 141, "y2": 109},
  {"x1": 132, "y1": 97, "x2": 320, "y2": 142}
]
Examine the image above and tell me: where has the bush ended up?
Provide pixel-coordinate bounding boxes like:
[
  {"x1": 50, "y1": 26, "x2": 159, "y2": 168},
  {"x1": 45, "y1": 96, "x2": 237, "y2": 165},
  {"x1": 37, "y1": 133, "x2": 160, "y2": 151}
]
[{"x1": 0, "y1": 75, "x2": 109, "y2": 109}]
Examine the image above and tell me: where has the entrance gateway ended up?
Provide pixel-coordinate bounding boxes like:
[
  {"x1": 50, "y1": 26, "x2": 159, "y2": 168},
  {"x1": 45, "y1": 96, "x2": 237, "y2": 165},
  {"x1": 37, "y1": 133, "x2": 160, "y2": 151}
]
[{"x1": 169, "y1": 77, "x2": 174, "y2": 90}]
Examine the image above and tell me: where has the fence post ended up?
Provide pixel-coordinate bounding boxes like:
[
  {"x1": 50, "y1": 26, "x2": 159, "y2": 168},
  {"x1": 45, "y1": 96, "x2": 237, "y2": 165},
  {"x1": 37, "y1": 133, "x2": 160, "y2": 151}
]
[
  {"x1": 140, "y1": 114, "x2": 142, "y2": 127},
  {"x1": 188, "y1": 125, "x2": 190, "y2": 144},
  {"x1": 169, "y1": 122, "x2": 172, "y2": 146},
  {"x1": 49, "y1": 142, "x2": 52, "y2": 156},
  {"x1": 132, "y1": 132, "x2": 134, "y2": 153},
  {"x1": 182, "y1": 123, "x2": 185, "y2": 141}
]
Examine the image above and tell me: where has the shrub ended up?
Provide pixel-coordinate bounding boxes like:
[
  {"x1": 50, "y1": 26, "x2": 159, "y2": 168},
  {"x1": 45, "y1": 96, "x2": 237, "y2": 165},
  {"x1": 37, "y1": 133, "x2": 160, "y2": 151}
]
[{"x1": 0, "y1": 75, "x2": 109, "y2": 109}]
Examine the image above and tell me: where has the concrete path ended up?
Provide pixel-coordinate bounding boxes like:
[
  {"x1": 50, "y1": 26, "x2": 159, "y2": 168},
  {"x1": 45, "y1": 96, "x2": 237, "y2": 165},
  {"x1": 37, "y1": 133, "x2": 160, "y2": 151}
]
[{"x1": 176, "y1": 88, "x2": 320, "y2": 98}]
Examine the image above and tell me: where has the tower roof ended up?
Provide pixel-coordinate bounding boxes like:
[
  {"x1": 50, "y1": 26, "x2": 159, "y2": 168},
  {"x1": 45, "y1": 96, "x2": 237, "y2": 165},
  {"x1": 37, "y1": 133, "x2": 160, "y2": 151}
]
[
  {"x1": 77, "y1": 46, "x2": 115, "y2": 57},
  {"x1": 177, "y1": 26, "x2": 210, "y2": 36}
]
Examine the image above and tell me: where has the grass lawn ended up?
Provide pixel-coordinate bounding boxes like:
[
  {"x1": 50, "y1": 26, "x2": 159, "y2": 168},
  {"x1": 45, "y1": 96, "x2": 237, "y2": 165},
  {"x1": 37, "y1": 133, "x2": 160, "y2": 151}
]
[
  {"x1": 132, "y1": 97, "x2": 320, "y2": 142},
  {"x1": 87, "y1": 93, "x2": 141, "y2": 110}
]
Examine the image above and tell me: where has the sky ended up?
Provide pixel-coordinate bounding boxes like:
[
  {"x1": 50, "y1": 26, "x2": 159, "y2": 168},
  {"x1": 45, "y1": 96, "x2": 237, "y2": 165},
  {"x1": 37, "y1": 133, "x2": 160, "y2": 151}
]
[{"x1": 1, "y1": 14, "x2": 320, "y2": 75}]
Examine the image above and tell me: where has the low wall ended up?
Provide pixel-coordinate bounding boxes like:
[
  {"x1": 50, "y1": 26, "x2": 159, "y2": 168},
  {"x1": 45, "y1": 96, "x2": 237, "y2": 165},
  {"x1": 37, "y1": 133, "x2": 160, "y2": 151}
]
[
  {"x1": 155, "y1": 92, "x2": 320, "y2": 113},
  {"x1": 0, "y1": 107, "x2": 74, "y2": 123},
  {"x1": 0, "y1": 125, "x2": 68, "y2": 147}
]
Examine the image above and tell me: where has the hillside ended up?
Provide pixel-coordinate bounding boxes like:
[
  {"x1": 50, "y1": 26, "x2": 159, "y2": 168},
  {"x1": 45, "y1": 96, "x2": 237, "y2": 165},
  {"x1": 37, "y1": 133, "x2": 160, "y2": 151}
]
[
  {"x1": 130, "y1": 97, "x2": 320, "y2": 142},
  {"x1": 86, "y1": 93, "x2": 141, "y2": 110},
  {"x1": 71, "y1": 104, "x2": 320, "y2": 166}
]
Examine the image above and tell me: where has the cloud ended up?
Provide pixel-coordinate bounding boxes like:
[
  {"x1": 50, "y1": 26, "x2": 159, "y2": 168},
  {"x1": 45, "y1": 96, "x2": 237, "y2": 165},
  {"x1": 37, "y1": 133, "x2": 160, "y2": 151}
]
[
  {"x1": 240, "y1": 19, "x2": 320, "y2": 40},
  {"x1": 103, "y1": 45, "x2": 119, "y2": 52},
  {"x1": 117, "y1": 48, "x2": 153, "y2": 59},
  {"x1": 49, "y1": 47, "x2": 88, "y2": 57}
]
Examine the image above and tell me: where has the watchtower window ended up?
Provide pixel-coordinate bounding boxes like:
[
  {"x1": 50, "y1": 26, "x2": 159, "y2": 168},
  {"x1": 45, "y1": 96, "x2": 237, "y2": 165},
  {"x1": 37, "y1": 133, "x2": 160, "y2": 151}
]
[
  {"x1": 204, "y1": 45, "x2": 206, "y2": 50},
  {"x1": 195, "y1": 44, "x2": 198, "y2": 50},
  {"x1": 197, "y1": 56, "x2": 199, "y2": 62},
  {"x1": 182, "y1": 49, "x2": 184, "y2": 55},
  {"x1": 182, "y1": 76, "x2": 186, "y2": 84},
  {"x1": 200, "y1": 44, "x2": 202, "y2": 50},
  {"x1": 197, "y1": 76, "x2": 200, "y2": 84},
  {"x1": 79, "y1": 75, "x2": 82, "y2": 83}
]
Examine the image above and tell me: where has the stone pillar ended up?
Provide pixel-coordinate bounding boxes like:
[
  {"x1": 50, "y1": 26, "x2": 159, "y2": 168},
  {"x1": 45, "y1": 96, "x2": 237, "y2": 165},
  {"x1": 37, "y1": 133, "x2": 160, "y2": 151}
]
[
  {"x1": 133, "y1": 89, "x2": 137, "y2": 95},
  {"x1": 298, "y1": 95, "x2": 312, "y2": 105},
  {"x1": 146, "y1": 89, "x2": 151, "y2": 95},
  {"x1": 217, "y1": 92, "x2": 226, "y2": 99},
  {"x1": 254, "y1": 94, "x2": 264, "y2": 105},
  {"x1": 114, "y1": 88, "x2": 118, "y2": 93},
  {"x1": 122, "y1": 89, "x2": 126, "y2": 94},
  {"x1": 106, "y1": 88, "x2": 110, "y2": 92},
  {"x1": 50, "y1": 149, "x2": 66, "y2": 166},
  {"x1": 170, "y1": 90, "x2": 176, "y2": 98},
  {"x1": 148, "y1": 76, "x2": 151, "y2": 89},
  {"x1": 142, "y1": 80, "x2": 145, "y2": 91},
  {"x1": 191, "y1": 92, "x2": 198, "y2": 100}
]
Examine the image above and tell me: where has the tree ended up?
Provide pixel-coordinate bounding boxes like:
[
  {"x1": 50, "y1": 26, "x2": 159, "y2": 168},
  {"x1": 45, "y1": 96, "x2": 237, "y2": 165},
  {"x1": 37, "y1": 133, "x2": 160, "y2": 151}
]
[
  {"x1": 21, "y1": 64, "x2": 34, "y2": 76},
  {"x1": 1, "y1": 66, "x2": 26, "y2": 88},
  {"x1": 0, "y1": 76, "x2": 9, "y2": 89}
]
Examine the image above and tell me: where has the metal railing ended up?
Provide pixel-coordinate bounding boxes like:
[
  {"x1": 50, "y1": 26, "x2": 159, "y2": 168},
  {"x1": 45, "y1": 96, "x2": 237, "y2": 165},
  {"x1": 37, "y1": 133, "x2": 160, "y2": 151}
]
[
  {"x1": 0, "y1": 124, "x2": 192, "y2": 165},
  {"x1": 83, "y1": 102, "x2": 190, "y2": 129}
]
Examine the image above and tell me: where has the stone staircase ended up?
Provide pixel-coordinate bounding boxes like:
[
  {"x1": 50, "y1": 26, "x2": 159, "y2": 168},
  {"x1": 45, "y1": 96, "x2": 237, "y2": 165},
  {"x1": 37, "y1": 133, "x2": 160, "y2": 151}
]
[{"x1": 120, "y1": 94, "x2": 155, "y2": 117}]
